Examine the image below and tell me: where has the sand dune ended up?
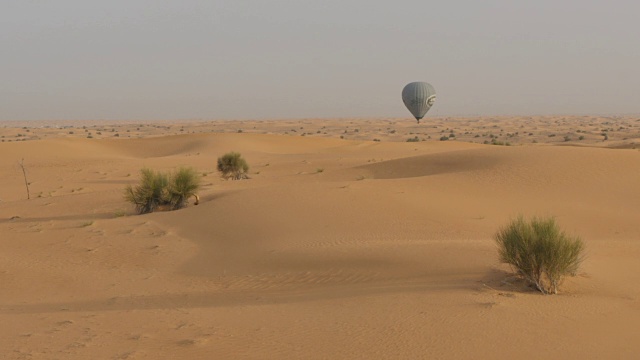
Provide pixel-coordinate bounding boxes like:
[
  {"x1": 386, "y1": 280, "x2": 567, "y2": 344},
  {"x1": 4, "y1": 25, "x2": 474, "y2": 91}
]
[{"x1": 1, "y1": 119, "x2": 640, "y2": 359}]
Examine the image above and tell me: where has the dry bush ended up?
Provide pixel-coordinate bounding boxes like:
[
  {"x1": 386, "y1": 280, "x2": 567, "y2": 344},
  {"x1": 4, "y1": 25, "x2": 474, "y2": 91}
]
[
  {"x1": 125, "y1": 167, "x2": 200, "y2": 214},
  {"x1": 217, "y1": 152, "x2": 249, "y2": 180},
  {"x1": 167, "y1": 167, "x2": 201, "y2": 210},
  {"x1": 495, "y1": 216, "x2": 585, "y2": 294},
  {"x1": 124, "y1": 168, "x2": 169, "y2": 214}
]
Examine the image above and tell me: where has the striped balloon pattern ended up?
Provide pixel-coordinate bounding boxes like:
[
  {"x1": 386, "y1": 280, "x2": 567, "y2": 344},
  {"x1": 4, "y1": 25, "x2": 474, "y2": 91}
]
[{"x1": 402, "y1": 82, "x2": 436, "y2": 123}]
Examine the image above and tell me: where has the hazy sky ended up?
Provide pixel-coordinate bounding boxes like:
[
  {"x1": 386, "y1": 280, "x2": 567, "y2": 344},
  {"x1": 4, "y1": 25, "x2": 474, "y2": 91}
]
[{"x1": 2, "y1": 0, "x2": 639, "y2": 121}]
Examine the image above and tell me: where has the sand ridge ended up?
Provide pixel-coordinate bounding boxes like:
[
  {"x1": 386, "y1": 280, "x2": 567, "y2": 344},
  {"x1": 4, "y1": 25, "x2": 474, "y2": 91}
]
[{"x1": 1, "y1": 118, "x2": 640, "y2": 359}]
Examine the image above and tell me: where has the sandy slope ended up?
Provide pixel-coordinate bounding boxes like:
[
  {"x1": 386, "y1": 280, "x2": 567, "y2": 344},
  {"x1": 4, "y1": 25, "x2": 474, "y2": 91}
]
[{"x1": 1, "y1": 123, "x2": 640, "y2": 359}]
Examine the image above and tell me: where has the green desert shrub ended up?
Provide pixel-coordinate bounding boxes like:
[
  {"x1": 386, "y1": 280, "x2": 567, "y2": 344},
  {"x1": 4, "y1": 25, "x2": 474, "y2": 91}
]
[
  {"x1": 217, "y1": 152, "x2": 249, "y2": 180},
  {"x1": 495, "y1": 216, "x2": 585, "y2": 295},
  {"x1": 167, "y1": 167, "x2": 201, "y2": 210},
  {"x1": 125, "y1": 167, "x2": 200, "y2": 214},
  {"x1": 124, "y1": 168, "x2": 169, "y2": 214}
]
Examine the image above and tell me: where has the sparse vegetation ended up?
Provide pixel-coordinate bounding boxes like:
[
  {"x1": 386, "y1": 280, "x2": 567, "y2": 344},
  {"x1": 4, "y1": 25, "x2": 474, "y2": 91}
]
[
  {"x1": 495, "y1": 216, "x2": 585, "y2": 295},
  {"x1": 124, "y1": 167, "x2": 200, "y2": 214},
  {"x1": 124, "y1": 168, "x2": 169, "y2": 214},
  {"x1": 167, "y1": 167, "x2": 201, "y2": 210},
  {"x1": 217, "y1": 152, "x2": 249, "y2": 180},
  {"x1": 489, "y1": 138, "x2": 511, "y2": 146}
]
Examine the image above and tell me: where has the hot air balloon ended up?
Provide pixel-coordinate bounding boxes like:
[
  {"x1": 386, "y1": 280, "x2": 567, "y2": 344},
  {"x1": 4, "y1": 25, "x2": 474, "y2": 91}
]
[{"x1": 402, "y1": 82, "x2": 436, "y2": 124}]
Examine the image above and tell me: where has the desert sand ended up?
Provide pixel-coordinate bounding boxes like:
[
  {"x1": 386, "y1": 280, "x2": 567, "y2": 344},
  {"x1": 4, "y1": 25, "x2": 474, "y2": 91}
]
[{"x1": 1, "y1": 116, "x2": 640, "y2": 359}]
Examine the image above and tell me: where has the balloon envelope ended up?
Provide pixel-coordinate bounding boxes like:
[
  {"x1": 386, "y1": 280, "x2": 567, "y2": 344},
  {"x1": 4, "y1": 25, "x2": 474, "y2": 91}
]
[{"x1": 402, "y1": 82, "x2": 436, "y2": 122}]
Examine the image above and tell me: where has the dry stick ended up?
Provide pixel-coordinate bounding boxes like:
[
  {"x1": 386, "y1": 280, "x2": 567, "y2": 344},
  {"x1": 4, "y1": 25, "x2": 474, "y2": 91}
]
[{"x1": 18, "y1": 158, "x2": 30, "y2": 200}]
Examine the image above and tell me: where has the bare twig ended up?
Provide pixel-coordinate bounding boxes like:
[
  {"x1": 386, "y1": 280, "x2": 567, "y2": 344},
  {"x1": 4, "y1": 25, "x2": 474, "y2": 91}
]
[{"x1": 18, "y1": 158, "x2": 30, "y2": 200}]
